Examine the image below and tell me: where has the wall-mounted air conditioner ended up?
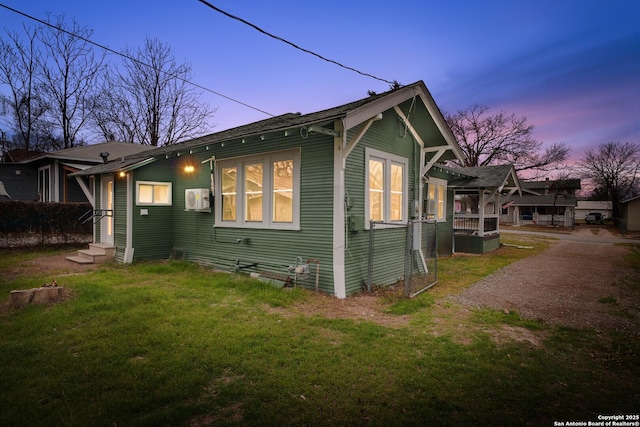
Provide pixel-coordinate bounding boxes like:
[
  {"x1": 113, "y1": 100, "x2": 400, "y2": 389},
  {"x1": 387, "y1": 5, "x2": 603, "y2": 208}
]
[{"x1": 185, "y1": 188, "x2": 210, "y2": 211}]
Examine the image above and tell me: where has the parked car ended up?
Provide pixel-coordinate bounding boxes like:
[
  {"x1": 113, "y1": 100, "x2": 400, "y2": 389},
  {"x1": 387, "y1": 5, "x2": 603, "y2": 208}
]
[{"x1": 585, "y1": 212, "x2": 605, "y2": 224}]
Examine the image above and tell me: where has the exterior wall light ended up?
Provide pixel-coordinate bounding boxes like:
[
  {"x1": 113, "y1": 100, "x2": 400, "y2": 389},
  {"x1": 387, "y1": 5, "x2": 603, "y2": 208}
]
[
  {"x1": 118, "y1": 171, "x2": 126, "y2": 178},
  {"x1": 184, "y1": 165, "x2": 195, "y2": 173}
]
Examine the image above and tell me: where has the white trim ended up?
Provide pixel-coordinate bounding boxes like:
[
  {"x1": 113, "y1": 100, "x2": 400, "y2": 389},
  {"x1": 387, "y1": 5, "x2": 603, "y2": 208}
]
[
  {"x1": 364, "y1": 147, "x2": 409, "y2": 228},
  {"x1": 214, "y1": 148, "x2": 300, "y2": 230},
  {"x1": 333, "y1": 119, "x2": 347, "y2": 299},
  {"x1": 37, "y1": 165, "x2": 52, "y2": 202},
  {"x1": 124, "y1": 172, "x2": 134, "y2": 263},
  {"x1": 136, "y1": 181, "x2": 173, "y2": 206},
  {"x1": 100, "y1": 175, "x2": 115, "y2": 245},
  {"x1": 92, "y1": 177, "x2": 97, "y2": 243},
  {"x1": 74, "y1": 175, "x2": 94, "y2": 206},
  {"x1": 425, "y1": 177, "x2": 447, "y2": 222}
]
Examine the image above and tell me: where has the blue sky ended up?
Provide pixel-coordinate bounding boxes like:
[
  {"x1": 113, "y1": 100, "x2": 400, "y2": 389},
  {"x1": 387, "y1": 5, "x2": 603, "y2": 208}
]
[{"x1": 1, "y1": 0, "x2": 638, "y2": 161}]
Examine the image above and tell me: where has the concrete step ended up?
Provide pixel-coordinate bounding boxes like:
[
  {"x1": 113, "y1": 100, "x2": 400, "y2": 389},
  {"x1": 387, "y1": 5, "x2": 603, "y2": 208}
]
[
  {"x1": 66, "y1": 244, "x2": 116, "y2": 265},
  {"x1": 65, "y1": 255, "x2": 95, "y2": 264}
]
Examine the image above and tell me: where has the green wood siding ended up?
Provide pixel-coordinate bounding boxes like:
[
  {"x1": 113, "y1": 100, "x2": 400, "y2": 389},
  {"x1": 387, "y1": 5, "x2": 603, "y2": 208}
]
[
  {"x1": 130, "y1": 162, "x2": 175, "y2": 260},
  {"x1": 343, "y1": 105, "x2": 421, "y2": 294},
  {"x1": 454, "y1": 234, "x2": 500, "y2": 254},
  {"x1": 129, "y1": 132, "x2": 339, "y2": 293},
  {"x1": 103, "y1": 98, "x2": 457, "y2": 296}
]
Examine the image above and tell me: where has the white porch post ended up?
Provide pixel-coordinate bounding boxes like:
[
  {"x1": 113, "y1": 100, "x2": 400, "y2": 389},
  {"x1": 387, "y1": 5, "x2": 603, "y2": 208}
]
[
  {"x1": 479, "y1": 190, "x2": 485, "y2": 235},
  {"x1": 124, "y1": 172, "x2": 134, "y2": 263}
]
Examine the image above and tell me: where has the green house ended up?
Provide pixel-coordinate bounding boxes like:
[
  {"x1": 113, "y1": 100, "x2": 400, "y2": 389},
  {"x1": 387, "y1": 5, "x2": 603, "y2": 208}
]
[{"x1": 73, "y1": 81, "x2": 471, "y2": 297}]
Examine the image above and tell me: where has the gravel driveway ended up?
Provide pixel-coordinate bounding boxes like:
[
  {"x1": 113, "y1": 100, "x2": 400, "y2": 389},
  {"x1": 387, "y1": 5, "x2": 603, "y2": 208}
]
[{"x1": 453, "y1": 233, "x2": 640, "y2": 335}]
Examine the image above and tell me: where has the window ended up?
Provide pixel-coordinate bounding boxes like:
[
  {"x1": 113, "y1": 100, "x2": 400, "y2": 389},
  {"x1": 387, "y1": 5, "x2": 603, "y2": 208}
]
[
  {"x1": 136, "y1": 181, "x2": 172, "y2": 206},
  {"x1": 215, "y1": 149, "x2": 300, "y2": 229},
  {"x1": 365, "y1": 148, "x2": 408, "y2": 225},
  {"x1": 221, "y1": 167, "x2": 237, "y2": 220},
  {"x1": 38, "y1": 165, "x2": 51, "y2": 202},
  {"x1": 425, "y1": 178, "x2": 446, "y2": 221}
]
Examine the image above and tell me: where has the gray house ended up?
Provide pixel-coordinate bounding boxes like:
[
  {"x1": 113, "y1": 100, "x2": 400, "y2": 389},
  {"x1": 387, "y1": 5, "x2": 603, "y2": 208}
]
[
  {"x1": 502, "y1": 178, "x2": 580, "y2": 227},
  {"x1": 72, "y1": 81, "x2": 471, "y2": 297},
  {"x1": 0, "y1": 141, "x2": 154, "y2": 203}
]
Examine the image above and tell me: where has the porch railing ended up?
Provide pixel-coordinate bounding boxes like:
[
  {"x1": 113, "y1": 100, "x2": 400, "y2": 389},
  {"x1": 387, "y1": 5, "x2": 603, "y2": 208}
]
[
  {"x1": 79, "y1": 209, "x2": 113, "y2": 225},
  {"x1": 453, "y1": 214, "x2": 499, "y2": 236}
]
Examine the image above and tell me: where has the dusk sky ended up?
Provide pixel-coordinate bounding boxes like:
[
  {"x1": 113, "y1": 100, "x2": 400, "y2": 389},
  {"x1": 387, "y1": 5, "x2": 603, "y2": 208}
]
[{"x1": 1, "y1": 0, "x2": 639, "y2": 163}]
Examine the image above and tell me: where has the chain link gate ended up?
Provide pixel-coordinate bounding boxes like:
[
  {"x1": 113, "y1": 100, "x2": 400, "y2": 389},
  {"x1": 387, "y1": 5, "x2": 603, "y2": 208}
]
[{"x1": 367, "y1": 219, "x2": 438, "y2": 297}]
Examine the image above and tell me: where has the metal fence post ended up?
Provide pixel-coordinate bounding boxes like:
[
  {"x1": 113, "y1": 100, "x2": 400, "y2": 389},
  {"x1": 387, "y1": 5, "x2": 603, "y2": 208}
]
[
  {"x1": 367, "y1": 220, "x2": 374, "y2": 292},
  {"x1": 404, "y1": 220, "x2": 413, "y2": 297}
]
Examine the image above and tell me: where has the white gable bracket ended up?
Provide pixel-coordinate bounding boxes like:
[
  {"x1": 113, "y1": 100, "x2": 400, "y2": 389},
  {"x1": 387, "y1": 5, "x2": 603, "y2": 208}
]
[
  {"x1": 343, "y1": 113, "x2": 382, "y2": 158},
  {"x1": 422, "y1": 147, "x2": 448, "y2": 176},
  {"x1": 74, "y1": 176, "x2": 94, "y2": 207}
]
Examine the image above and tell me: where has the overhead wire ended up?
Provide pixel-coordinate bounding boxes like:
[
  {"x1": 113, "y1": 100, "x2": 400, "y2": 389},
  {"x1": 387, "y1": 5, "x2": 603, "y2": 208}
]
[
  {"x1": 0, "y1": 2, "x2": 275, "y2": 117},
  {"x1": 196, "y1": 0, "x2": 397, "y2": 86}
]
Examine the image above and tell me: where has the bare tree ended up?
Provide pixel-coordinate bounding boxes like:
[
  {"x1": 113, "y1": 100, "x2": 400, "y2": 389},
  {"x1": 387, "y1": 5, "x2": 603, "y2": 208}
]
[
  {"x1": 444, "y1": 104, "x2": 569, "y2": 175},
  {"x1": 38, "y1": 15, "x2": 105, "y2": 149},
  {"x1": 579, "y1": 141, "x2": 640, "y2": 219},
  {"x1": 0, "y1": 24, "x2": 48, "y2": 150},
  {"x1": 93, "y1": 37, "x2": 215, "y2": 146}
]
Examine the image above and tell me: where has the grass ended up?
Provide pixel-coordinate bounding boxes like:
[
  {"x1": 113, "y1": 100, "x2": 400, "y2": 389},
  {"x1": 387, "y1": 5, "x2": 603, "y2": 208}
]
[
  {"x1": 431, "y1": 234, "x2": 551, "y2": 298},
  {"x1": 1, "y1": 238, "x2": 639, "y2": 426}
]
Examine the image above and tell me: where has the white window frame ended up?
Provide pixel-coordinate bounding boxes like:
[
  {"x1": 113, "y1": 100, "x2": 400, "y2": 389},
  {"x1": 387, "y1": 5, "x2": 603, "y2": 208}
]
[
  {"x1": 38, "y1": 165, "x2": 52, "y2": 202},
  {"x1": 214, "y1": 148, "x2": 301, "y2": 230},
  {"x1": 136, "y1": 181, "x2": 173, "y2": 206},
  {"x1": 425, "y1": 177, "x2": 447, "y2": 222},
  {"x1": 365, "y1": 148, "x2": 408, "y2": 228}
]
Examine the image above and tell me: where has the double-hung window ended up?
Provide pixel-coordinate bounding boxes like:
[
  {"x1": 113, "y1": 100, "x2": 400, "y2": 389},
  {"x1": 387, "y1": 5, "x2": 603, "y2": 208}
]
[
  {"x1": 425, "y1": 177, "x2": 446, "y2": 221},
  {"x1": 365, "y1": 148, "x2": 408, "y2": 226},
  {"x1": 216, "y1": 148, "x2": 300, "y2": 229}
]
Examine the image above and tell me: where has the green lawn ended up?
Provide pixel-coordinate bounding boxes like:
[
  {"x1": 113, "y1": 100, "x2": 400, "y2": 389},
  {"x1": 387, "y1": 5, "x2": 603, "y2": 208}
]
[{"x1": 1, "y1": 239, "x2": 638, "y2": 426}]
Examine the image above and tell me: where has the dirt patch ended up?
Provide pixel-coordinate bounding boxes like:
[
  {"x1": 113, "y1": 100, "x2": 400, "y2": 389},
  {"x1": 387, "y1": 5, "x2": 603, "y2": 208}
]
[
  {"x1": 267, "y1": 289, "x2": 412, "y2": 329},
  {"x1": 0, "y1": 248, "x2": 101, "y2": 282}
]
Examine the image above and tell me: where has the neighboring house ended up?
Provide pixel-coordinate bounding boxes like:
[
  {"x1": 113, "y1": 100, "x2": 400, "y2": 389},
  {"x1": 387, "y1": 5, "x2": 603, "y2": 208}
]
[
  {"x1": 72, "y1": 81, "x2": 515, "y2": 298},
  {"x1": 575, "y1": 200, "x2": 613, "y2": 222},
  {"x1": 619, "y1": 196, "x2": 640, "y2": 232},
  {"x1": 502, "y1": 178, "x2": 581, "y2": 227},
  {"x1": 0, "y1": 142, "x2": 154, "y2": 203},
  {"x1": 445, "y1": 164, "x2": 521, "y2": 253}
]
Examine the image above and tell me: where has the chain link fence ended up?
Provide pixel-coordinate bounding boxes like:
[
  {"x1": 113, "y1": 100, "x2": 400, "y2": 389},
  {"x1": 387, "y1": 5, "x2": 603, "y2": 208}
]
[{"x1": 367, "y1": 219, "x2": 437, "y2": 297}]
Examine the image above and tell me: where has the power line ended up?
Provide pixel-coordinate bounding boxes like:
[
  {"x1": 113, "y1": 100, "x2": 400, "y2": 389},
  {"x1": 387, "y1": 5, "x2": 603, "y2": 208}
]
[
  {"x1": 197, "y1": 0, "x2": 397, "y2": 86},
  {"x1": 0, "y1": 2, "x2": 275, "y2": 117}
]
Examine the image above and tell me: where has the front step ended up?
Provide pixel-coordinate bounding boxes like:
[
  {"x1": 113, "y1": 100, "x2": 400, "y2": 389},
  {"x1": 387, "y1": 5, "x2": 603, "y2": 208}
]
[{"x1": 66, "y1": 243, "x2": 115, "y2": 265}]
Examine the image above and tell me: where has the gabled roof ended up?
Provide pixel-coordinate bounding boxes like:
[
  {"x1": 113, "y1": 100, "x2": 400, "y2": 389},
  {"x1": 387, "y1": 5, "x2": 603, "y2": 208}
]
[
  {"x1": 73, "y1": 81, "x2": 465, "y2": 177},
  {"x1": 18, "y1": 141, "x2": 154, "y2": 164},
  {"x1": 439, "y1": 164, "x2": 522, "y2": 195}
]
